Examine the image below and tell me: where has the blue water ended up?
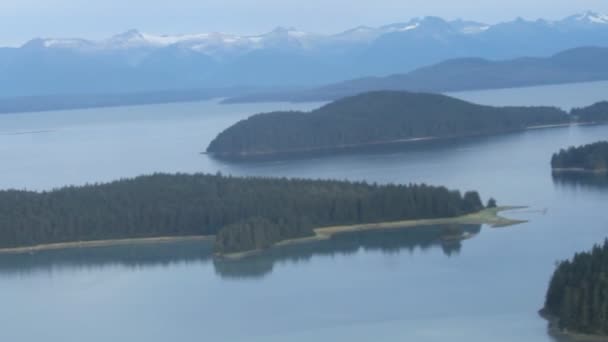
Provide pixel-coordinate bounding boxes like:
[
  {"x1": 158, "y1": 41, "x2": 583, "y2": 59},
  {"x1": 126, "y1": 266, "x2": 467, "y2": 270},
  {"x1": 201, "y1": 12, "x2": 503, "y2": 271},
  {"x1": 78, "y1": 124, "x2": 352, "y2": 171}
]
[{"x1": 1, "y1": 82, "x2": 608, "y2": 341}]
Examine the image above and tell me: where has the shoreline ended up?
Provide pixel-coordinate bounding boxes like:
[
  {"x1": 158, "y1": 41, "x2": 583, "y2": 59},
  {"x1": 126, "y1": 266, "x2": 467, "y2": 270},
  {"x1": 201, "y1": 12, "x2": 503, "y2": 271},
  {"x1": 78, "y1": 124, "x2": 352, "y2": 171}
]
[
  {"x1": 207, "y1": 136, "x2": 438, "y2": 158},
  {"x1": 0, "y1": 235, "x2": 213, "y2": 255},
  {"x1": 208, "y1": 121, "x2": 607, "y2": 160},
  {"x1": 540, "y1": 310, "x2": 608, "y2": 342},
  {"x1": 219, "y1": 206, "x2": 527, "y2": 260},
  {"x1": 552, "y1": 167, "x2": 608, "y2": 174},
  {"x1": 1, "y1": 207, "x2": 525, "y2": 258}
]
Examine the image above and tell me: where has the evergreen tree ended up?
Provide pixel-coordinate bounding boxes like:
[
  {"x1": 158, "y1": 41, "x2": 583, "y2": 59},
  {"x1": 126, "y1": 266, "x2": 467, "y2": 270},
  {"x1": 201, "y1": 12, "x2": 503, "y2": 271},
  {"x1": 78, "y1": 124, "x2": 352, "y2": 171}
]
[
  {"x1": 552, "y1": 141, "x2": 608, "y2": 171},
  {"x1": 0, "y1": 173, "x2": 489, "y2": 254},
  {"x1": 544, "y1": 239, "x2": 608, "y2": 335}
]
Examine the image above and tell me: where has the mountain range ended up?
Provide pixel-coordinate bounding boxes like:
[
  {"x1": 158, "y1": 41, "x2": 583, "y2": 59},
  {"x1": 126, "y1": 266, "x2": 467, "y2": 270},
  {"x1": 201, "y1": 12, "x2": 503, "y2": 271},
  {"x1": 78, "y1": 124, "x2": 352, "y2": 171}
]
[
  {"x1": 223, "y1": 46, "x2": 608, "y2": 103},
  {"x1": 2, "y1": 11, "x2": 608, "y2": 98}
]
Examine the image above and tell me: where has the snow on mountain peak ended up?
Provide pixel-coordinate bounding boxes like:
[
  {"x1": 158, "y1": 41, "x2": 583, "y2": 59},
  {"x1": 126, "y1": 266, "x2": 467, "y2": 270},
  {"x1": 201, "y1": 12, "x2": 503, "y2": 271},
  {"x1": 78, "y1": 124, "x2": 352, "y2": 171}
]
[
  {"x1": 17, "y1": 11, "x2": 608, "y2": 55},
  {"x1": 399, "y1": 23, "x2": 420, "y2": 32},
  {"x1": 265, "y1": 26, "x2": 310, "y2": 38},
  {"x1": 572, "y1": 11, "x2": 608, "y2": 24},
  {"x1": 42, "y1": 38, "x2": 91, "y2": 48}
]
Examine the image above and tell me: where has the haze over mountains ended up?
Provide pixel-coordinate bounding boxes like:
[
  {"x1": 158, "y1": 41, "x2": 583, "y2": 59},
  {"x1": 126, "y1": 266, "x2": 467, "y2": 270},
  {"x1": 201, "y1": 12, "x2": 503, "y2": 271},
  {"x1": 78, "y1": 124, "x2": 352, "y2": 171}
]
[
  {"x1": 2, "y1": 11, "x2": 608, "y2": 98},
  {"x1": 224, "y1": 46, "x2": 608, "y2": 103}
]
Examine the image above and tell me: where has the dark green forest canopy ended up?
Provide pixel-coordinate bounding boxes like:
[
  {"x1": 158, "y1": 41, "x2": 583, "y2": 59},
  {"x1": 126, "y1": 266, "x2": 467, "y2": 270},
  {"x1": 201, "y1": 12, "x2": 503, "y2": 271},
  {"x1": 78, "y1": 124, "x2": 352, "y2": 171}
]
[
  {"x1": 0, "y1": 173, "x2": 488, "y2": 252},
  {"x1": 207, "y1": 91, "x2": 573, "y2": 158},
  {"x1": 551, "y1": 141, "x2": 608, "y2": 171},
  {"x1": 544, "y1": 239, "x2": 608, "y2": 336},
  {"x1": 571, "y1": 102, "x2": 608, "y2": 123}
]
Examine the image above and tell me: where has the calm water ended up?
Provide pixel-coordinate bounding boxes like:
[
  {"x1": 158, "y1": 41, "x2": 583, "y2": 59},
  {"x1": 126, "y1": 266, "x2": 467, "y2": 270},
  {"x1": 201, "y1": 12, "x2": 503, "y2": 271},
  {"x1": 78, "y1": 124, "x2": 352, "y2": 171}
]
[
  {"x1": 1, "y1": 82, "x2": 608, "y2": 341},
  {"x1": 448, "y1": 80, "x2": 608, "y2": 110}
]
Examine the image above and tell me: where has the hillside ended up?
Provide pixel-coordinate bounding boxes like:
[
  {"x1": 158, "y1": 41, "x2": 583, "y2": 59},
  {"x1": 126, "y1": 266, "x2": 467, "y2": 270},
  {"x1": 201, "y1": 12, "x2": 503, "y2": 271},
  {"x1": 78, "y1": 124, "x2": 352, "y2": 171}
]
[
  {"x1": 207, "y1": 91, "x2": 570, "y2": 159},
  {"x1": 224, "y1": 47, "x2": 608, "y2": 103}
]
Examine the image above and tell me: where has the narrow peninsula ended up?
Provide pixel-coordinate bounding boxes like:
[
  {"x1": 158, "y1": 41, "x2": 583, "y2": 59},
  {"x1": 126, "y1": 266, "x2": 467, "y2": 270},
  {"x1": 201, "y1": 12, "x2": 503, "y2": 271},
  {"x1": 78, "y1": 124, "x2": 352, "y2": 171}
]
[{"x1": 0, "y1": 173, "x2": 510, "y2": 256}]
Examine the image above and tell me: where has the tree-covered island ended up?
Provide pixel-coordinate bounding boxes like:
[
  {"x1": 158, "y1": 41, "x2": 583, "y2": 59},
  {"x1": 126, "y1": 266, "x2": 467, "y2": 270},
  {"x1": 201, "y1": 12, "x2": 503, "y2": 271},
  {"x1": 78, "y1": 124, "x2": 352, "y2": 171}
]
[
  {"x1": 542, "y1": 239, "x2": 608, "y2": 338},
  {"x1": 207, "y1": 91, "x2": 608, "y2": 160},
  {"x1": 552, "y1": 141, "x2": 608, "y2": 172},
  {"x1": 0, "y1": 173, "x2": 501, "y2": 256}
]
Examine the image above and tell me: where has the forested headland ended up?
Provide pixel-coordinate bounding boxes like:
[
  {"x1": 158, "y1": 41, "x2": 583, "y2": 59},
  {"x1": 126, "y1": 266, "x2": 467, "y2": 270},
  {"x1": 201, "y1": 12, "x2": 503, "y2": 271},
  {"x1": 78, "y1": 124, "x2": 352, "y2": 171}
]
[
  {"x1": 551, "y1": 141, "x2": 608, "y2": 171},
  {"x1": 207, "y1": 91, "x2": 577, "y2": 159},
  {"x1": 571, "y1": 102, "x2": 608, "y2": 123},
  {"x1": 0, "y1": 173, "x2": 489, "y2": 255},
  {"x1": 542, "y1": 239, "x2": 608, "y2": 337}
]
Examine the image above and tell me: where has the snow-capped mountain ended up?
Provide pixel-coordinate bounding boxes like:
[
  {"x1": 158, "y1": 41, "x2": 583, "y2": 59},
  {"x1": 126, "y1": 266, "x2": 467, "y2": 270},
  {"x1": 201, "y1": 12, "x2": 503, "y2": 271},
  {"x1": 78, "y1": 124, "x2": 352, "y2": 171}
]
[
  {"x1": 3, "y1": 11, "x2": 608, "y2": 97},
  {"x1": 26, "y1": 18, "x2": 491, "y2": 53},
  {"x1": 564, "y1": 11, "x2": 608, "y2": 25},
  {"x1": 29, "y1": 27, "x2": 319, "y2": 56},
  {"x1": 24, "y1": 11, "x2": 608, "y2": 57}
]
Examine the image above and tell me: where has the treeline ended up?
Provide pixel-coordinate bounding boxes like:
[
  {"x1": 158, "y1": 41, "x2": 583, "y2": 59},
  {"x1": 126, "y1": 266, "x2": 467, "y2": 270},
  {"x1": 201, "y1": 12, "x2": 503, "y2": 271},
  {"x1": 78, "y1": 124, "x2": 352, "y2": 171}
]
[
  {"x1": 544, "y1": 239, "x2": 608, "y2": 335},
  {"x1": 215, "y1": 217, "x2": 313, "y2": 254},
  {"x1": 207, "y1": 91, "x2": 575, "y2": 158},
  {"x1": 0, "y1": 173, "x2": 488, "y2": 254},
  {"x1": 551, "y1": 141, "x2": 608, "y2": 171},
  {"x1": 572, "y1": 102, "x2": 608, "y2": 123}
]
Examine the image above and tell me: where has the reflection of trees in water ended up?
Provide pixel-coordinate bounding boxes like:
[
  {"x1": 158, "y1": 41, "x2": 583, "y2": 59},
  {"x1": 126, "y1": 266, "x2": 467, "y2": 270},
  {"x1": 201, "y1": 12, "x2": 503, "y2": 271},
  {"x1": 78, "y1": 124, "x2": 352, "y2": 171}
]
[
  {"x1": 0, "y1": 240, "x2": 215, "y2": 276},
  {"x1": 552, "y1": 171, "x2": 608, "y2": 191},
  {"x1": 0, "y1": 224, "x2": 481, "y2": 279},
  {"x1": 213, "y1": 224, "x2": 481, "y2": 280}
]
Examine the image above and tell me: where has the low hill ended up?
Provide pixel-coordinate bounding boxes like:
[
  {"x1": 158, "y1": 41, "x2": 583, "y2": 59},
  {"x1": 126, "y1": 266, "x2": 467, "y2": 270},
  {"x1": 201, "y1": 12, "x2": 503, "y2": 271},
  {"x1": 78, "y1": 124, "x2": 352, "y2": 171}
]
[{"x1": 207, "y1": 91, "x2": 570, "y2": 159}]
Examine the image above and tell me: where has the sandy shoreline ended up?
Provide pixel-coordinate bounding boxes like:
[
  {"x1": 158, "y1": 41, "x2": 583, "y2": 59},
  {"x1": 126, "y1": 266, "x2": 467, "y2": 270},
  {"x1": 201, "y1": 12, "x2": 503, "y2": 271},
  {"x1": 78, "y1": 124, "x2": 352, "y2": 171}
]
[
  {"x1": 219, "y1": 206, "x2": 527, "y2": 260},
  {"x1": 1, "y1": 207, "x2": 525, "y2": 258},
  {"x1": 0, "y1": 235, "x2": 213, "y2": 255}
]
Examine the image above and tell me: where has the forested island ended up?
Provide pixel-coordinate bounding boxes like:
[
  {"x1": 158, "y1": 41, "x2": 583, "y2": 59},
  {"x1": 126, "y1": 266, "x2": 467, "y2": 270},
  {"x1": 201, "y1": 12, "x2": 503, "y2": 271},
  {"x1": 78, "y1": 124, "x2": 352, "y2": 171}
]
[
  {"x1": 552, "y1": 141, "x2": 608, "y2": 172},
  {"x1": 207, "y1": 91, "x2": 608, "y2": 159},
  {"x1": 542, "y1": 239, "x2": 608, "y2": 338},
  {"x1": 0, "y1": 173, "x2": 494, "y2": 255}
]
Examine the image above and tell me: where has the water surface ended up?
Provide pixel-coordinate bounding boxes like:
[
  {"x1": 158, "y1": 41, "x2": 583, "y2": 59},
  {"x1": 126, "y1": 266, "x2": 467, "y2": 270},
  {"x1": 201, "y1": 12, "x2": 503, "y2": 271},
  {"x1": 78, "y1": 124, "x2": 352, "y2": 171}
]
[{"x1": 1, "y1": 82, "x2": 608, "y2": 341}]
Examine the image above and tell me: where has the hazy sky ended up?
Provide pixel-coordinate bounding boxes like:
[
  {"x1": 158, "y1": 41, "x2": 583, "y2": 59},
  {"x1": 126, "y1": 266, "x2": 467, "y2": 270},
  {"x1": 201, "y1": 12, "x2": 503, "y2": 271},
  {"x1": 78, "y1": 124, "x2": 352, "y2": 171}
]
[{"x1": 1, "y1": 0, "x2": 608, "y2": 46}]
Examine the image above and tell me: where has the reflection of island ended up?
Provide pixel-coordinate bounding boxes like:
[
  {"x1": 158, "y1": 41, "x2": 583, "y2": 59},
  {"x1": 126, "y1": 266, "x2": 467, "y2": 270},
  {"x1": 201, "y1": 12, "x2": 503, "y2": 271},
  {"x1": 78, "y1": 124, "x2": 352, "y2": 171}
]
[
  {"x1": 213, "y1": 224, "x2": 482, "y2": 279},
  {"x1": 552, "y1": 171, "x2": 608, "y2": 191},
  {"x1": 0, "y1": 224, "x2": 482, "y2": 280},
  {"x1": 0, "y1": 239, "x2": 214, "y2": 276}
]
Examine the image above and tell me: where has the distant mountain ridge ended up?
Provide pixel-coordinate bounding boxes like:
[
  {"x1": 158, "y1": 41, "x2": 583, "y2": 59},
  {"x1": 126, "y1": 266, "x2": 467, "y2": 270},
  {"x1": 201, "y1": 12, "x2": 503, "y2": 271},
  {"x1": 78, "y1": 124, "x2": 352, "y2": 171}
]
[
  {"x1": 224, "y1": 46, "x2": 608, "y2": 103},
  {"x1": 2, "y1": 11, "x2": 608, "y2": 98}
]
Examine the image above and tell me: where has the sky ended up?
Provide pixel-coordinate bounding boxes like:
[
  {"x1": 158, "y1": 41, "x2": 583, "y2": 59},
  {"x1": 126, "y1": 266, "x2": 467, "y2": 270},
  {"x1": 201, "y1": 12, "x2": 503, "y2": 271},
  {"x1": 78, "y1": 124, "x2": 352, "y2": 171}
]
[{"x1": 1, "y1": 0, "x2": 608, "y2": 46}]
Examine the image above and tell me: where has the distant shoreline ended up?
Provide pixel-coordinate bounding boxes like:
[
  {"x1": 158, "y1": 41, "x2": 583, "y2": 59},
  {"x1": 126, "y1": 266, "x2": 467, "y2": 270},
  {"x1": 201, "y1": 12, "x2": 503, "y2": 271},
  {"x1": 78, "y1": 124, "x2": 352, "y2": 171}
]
[
  {"x1": 207, "y1": 136, "x2": 438, "y2": 159},
  {"x1": 209, "y1": 120, "x2": 608, "y2": 161},
  {"x1": 0, "y1": 235, "x2": 213, "y2": 255},
  {"x1": 218, "y1": 206, "x2": 527, "y2": 260}
]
